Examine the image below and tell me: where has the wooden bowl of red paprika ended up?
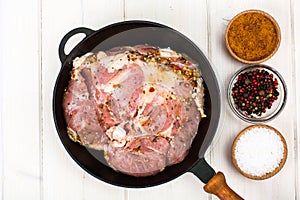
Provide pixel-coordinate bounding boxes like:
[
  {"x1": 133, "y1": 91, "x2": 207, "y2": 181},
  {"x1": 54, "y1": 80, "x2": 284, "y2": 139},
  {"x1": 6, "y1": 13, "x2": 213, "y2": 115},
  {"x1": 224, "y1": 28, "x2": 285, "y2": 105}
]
[{"x1": 225, "y1": 9, "x2": 281, "y2": 64}]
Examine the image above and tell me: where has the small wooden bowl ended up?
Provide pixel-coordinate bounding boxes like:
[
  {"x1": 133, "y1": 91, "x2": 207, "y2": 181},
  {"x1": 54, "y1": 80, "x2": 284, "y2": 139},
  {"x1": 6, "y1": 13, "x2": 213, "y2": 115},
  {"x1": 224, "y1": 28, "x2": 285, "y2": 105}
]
[
  {"x1": 231, "y1": 124, "x2": 287, "y2": 180},
  {"x1": 225, "y1": 10, "x2": 281, "y2": 64}
]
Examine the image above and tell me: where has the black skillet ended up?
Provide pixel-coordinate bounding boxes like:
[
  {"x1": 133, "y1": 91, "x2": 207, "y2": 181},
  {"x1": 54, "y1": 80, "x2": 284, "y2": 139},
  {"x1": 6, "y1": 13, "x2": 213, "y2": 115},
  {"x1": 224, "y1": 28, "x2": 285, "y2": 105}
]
[{"x1": 53, "y1": 21, "x2": 243, "y2": 199}]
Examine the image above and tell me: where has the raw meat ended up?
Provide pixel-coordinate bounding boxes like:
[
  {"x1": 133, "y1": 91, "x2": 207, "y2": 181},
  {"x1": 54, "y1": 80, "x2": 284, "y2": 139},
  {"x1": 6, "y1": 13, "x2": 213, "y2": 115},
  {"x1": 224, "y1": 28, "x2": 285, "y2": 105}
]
[{"x1": 63, "y1": 45, "x2": 205, "y2": 176}]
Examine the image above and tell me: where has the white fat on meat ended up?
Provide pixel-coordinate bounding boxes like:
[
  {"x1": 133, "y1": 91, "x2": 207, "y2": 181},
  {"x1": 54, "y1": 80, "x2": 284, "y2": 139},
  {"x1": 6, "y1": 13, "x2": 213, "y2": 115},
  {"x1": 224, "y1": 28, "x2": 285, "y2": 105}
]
[
  {"x1": 193, "y1": 78, "x2": 205, "y2": 117},
  {"x1": 102, "y1": 68, "x2": 133, "y2": 93},
  {"x1": 159, "y1": 47, "x2": 180, "y2": 58},
  {"x1": 158, "y1": 123, "x2": 174, "y2": 138},
  {"x1": 106, "y1": 123, "x2": 127, "y2": 147},
  {"x1": 73, "y1": 52, "x2": 94, "y2": 69},
  {"x1": 73, "y1": 50, "x2": 129, "y2": 72},
  {"x1": 140, "y1": 62, "x2": 180, "y2": 90},
  {"x1": 98, "y1": 52, "x2": 130, "y2": 73}
]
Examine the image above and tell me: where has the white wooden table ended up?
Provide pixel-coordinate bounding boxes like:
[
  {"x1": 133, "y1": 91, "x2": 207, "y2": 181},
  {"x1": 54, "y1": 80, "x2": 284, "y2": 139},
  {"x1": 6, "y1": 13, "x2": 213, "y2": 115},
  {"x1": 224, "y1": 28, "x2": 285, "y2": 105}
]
[{"x1": 1, "y1": 0, "x2": 299, "y2": 199}]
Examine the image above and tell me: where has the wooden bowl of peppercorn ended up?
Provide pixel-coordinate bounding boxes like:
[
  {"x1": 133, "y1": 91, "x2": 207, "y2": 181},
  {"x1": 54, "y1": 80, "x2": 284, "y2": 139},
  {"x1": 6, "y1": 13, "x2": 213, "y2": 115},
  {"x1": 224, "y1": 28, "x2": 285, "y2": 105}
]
[
  {"x1": 225, "y1": 9, "x2": 281, "y2": 64},
  {"x1": 227, "y1": 64, "x2": 287, "y2": 123}
]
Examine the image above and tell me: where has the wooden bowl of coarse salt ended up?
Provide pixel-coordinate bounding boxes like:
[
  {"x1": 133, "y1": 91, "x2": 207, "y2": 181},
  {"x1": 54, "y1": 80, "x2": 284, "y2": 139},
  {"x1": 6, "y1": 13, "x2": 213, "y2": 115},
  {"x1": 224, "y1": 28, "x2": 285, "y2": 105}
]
[{"x1": 231, "y1": 124, "x2": 287, "y2": 180}]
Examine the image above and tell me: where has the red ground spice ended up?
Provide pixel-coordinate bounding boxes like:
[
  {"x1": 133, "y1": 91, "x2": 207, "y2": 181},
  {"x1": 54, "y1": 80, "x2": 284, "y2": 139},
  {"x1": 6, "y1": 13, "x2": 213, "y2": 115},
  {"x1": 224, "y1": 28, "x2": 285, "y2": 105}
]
[{"x1": 227, "y1": 12, "x2": 279, "y2": 61}]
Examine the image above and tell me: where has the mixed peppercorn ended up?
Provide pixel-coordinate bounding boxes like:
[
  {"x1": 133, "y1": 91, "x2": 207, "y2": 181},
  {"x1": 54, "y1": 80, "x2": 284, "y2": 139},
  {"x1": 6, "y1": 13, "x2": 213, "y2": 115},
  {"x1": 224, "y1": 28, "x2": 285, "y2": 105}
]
[{"x1": 231, "y1": 68, "x2": 279, "y2": 116}]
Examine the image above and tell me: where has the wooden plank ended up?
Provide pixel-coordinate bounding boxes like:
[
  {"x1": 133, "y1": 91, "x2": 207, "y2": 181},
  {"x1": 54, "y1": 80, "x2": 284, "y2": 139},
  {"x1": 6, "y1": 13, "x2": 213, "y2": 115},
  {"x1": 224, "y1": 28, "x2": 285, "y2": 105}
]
[
  {"x1": 293, "y1": 0, "x2": 300, "y2": 198},
  {"x1": 80, "y1": 0, "x2": 126, "y2": 198},
  {"x1": 42, "y1": 0, "x2": 85, "y2": 198},
  {"x1": 0, "y1": 0, "x2": 296, "y2": 199},
  {"x1": 80, "y1": 0, "x2": 125, "y2": 29},
  {"x1": 0, "y1": 44, "x2": 3, "y2": 199},
  {"x1": 41, "y1": 0, "x2": 125, "y2": 199},
  {"x1": 125, "y1": 0, "x2": 208, "y2": 49},
  {"x1": 0, "y1": 0, "x2": 41, "y2": 199},
  {"x1": 208, "y1": 0, "x2": 296, "y2": 199},
  {"x1": 125, "y1": 0, "x2": 209, "y2": 199},
  {"x1": 0, "y1": 1, "x2": 4, "y2": 197},
  {"x1": 126, "y1": 174, "x2": 207, "y2": 200}
]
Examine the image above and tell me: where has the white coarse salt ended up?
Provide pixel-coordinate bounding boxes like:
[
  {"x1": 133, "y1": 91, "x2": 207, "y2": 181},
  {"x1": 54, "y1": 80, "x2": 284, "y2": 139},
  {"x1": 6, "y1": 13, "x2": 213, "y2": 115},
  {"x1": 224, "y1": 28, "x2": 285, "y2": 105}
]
[{"x1": 234, "y1": 127, "x2": 284, "y2": 177}]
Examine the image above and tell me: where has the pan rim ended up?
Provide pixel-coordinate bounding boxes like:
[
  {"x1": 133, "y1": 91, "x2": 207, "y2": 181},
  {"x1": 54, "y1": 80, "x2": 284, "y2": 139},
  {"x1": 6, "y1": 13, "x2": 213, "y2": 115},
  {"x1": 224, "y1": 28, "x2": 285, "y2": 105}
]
[{"x1": 53, "y1": 20, "x2": 221, "y2": 188}]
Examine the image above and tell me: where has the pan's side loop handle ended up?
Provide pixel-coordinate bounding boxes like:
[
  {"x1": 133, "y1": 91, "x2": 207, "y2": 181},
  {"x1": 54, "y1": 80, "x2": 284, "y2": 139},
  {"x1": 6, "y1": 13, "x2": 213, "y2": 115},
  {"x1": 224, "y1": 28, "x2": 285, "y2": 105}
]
[
  {"x1": 59, "y1": 27, "x2": 94, "y2": 64},
  {"x1": 204, "y1": 172, "x2": 244, "y2": 200}
]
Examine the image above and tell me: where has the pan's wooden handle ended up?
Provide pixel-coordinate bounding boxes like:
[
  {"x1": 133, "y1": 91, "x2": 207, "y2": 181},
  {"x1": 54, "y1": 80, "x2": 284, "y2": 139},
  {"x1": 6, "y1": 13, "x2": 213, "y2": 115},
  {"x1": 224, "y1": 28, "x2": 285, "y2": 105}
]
[{"x1": 203, "y1": 172, "x2": 244, "y2": 200}]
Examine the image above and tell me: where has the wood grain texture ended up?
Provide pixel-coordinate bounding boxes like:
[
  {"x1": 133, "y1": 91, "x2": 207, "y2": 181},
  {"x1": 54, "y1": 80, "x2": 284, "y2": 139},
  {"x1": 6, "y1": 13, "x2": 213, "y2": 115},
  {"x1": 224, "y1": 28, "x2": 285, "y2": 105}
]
[
  {"x1": 293, "y1": 0, "x2": 300, "y2": 198},
  {"x1": 0, "y1": 0, "x2": 298, "y2": 199},
  {"x1": 0, "y1": 1, "x2": 4, "y2": 198},
  {"x1": 41, "y1": 0, "x2": 125, "y2": 199},
  {"x1": 125, "y1": 1, "x2": 209, "y2": 200},
  {"x1": 42, "y1": 0, "x2": 87, "y2": 198},
  {"x1": 208, "y1": 0, "x2": 296, "y2": 199},
  {"x1": 0, "y1": 0, "x2": 41, "y2": 199}
]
